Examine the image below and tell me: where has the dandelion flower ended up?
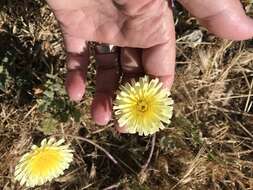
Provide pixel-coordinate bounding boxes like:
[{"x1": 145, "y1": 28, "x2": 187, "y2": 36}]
[
  {"x1": 14, "y1": 138, "x2": 73, "y2": 187},
  {"x1": 114, "y1": 76, "x2": 173, "y2": 135}
]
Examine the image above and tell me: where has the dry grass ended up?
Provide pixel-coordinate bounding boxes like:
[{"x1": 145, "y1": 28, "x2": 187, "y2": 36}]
[{"x1": 0, "y1": 0, "x2": 253, "y2": 190}]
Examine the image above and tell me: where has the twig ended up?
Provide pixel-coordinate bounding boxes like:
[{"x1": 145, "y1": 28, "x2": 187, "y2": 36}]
[
  {"x1": 102, "y1": 182, "x2": 121, "y2": 190},
  {"x1": 237, "y1": 122, "x2": 253, "y2": 140},
  {"x1": 210, "y1": 105, "x2": 253, "y2": 117},
  {"x1": 171, "y1": 145, "x2": 206, "y2": 190},
  {"x1": 55, "y1": 134, "x2": 118, "y2": 164},
  {"x1": 226, "y1": 150, "x2": 253, "y2": 156},
  {"x1": 91, "y1": 123, "x2": 113, "y2": 134},
  {"x1": 196, "y1": 94, "x2": 253, "y2": 105},
  {"x1": 23, "y1": 104, "x2": 37, "y2": 120},
  {"x1": 244, "y1": 79, "x2": 253, "y2": 112},
  {"x1": 113, "y1": 154, "x2": 137, "y2": 175},
  {"x1": 139, "y1": 134, "x2": 156, "y2": 176},
  {"x1": 81, "y1": 183, "x2": 95, "y2": 190}
]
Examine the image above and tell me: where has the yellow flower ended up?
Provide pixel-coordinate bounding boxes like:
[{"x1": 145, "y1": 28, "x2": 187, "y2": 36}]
[
  {"x1": 14, "y1": 138, "x2": 73, "y2": 187},
  {"x1": 113, "y1": 76, "x2": 173, "y2": 135}
]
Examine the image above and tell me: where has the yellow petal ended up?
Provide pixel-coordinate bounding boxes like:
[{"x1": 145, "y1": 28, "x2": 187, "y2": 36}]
[{"x1": 113, "y1": 76, "x2": 174, "y2": 136}]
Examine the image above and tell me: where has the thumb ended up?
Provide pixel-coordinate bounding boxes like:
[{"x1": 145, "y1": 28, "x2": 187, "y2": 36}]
[{"x1": 179, "y1": 0, "x2": 253, "y2": 40}]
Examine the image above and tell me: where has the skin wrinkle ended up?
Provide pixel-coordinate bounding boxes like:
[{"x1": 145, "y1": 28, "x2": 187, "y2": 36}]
[
  {"x1": 112, "y1": 0, "x2": 125, "y2": 10},
  {"x1": 177, "y1": 0, "x2": 229, "y2": 18},
  {"x1": 136, "y1": 0, "x2": 162, "y2": 16},
  {"x1": 113, "y1": 0, "x2": 154, "y2": 16},
  {"x1": 94, "y1": 2, "x2": 122, "y2": 43},
  {"x1": 113, "y1": 0, "x2": 167, "y2": 47},
  {"x1": 55, "y1": 9, "x2": 85, "y2": 32},
  {"x1": 121, "y1": 15, "x2": 170, "y2": 48},
  {"x1": 143, "y1": 40, "x2": 175, "y2": 77},
  {"x1": 199, "y1": 9, "x2": 253, "y2": 39},
  {"x1": 178, "y1": 0, "x2": 253, "y2": 40},
  {"x1": 53, "y1": 0, "x2": 171, "y2": 48},
  {"x1": 148, "y1": 14, "x2": 171, "y2": 44},
  {"x1": 96, "y1": 18, "x2": 125, "y2": 46},
  {"x1": 178, "y1": 0, "x2": 244, "y2": 20},
  {"x1": 122, "y1": 3, "x2": 164, "y2": 30},
  {"x1": 119, "y1": 0, "x2": 170, "y2": 48},
  {"x1": 201, "y1": 9, "x2": 249, "y2": 31}
]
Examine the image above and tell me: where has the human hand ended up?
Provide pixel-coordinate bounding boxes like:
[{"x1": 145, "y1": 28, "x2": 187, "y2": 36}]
[{"x1": 46, "y1": 0, "x2": 253, "y2": 127}]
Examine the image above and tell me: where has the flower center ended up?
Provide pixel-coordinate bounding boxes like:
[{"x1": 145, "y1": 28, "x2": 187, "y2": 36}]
[
  {"x1": 30, "y1": 148, "x2": 62, "y2": 175},
  {"x1": 136, "y1": 100, "x2": 148, "y2": 112}
]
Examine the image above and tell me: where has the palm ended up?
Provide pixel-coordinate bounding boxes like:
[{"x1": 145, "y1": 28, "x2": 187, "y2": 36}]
[
  {"x1": 50, "y1": 0, "x2": 172, "y2": 49},
  {"x1": 46, "y1": 0, "x2": 253, "y2": 128}
]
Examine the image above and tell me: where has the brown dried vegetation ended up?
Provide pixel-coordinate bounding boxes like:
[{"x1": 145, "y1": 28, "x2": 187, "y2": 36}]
[{"x1": 0, "y1": 1, "x2": 253, "y2": 190}]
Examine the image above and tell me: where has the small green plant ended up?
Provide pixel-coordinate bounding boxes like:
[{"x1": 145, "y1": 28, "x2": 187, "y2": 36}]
[
  {"x1": 173, "y1": 116, "x2": 203, "y2": 147},
  {"x1": 38, "y1": 114, "x2": 59, "y2": 135},
  {"x1": 0, "y1": 55, "x2": 13, "y2": 92},
  {"x1": 190, "y1": 126, "x2": 203, "y2": 146},
  {"x1": 36, "y1": 73, "x2": 81, "y2": 123}
]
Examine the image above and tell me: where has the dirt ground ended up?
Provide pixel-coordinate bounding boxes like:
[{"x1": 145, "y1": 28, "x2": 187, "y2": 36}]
[{"x1": 0, "y1": 1, "x2": 253, "y2": 190}]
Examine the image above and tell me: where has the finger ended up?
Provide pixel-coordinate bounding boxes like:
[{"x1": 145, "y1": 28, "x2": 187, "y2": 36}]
[
  {"x1": 115, "y1": 47, "x2": 143, "y2": 133},
  {"x1": 64, "y1": 35, "x2": 88, "y2": 101},
  {"x1": 115, "y1": 122, "x2": 129, "y2": 134},
  {"x1": 142, "y1": 7, "x2": 176, "y2": 89},
  {"x1": 178, "y1": 0, "x2": 253, "y2": 40},
  {"x1": 46, "y1": 0, "x2": 85, "y2": 10},
  {"x1": 121, "y1": 47, "x2": 144, "y2": 83},
  {"x1": 91, "y1": 52, "x2": 119, "y2": 126}
]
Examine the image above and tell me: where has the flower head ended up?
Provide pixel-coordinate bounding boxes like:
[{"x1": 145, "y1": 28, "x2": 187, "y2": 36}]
[
  {"x1": 14, "y1": 138, "x2": 73, "y2": 187},
  {"x1": 113, "y1": 76, "x2": 173, "y2": 135}
]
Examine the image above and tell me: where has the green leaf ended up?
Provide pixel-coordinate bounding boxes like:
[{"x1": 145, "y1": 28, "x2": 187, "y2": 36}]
[
  {"x1": 71, "y1": 108, "x2": 81, "y2": 122},
  {"x1": 44, "y1": 90, "x2": 54, "y2": 99},
  {"x1": 0, "y1": 65, "x2": 4, "y2": 74},
  {"x1": 39, "y1": 116, "x2": 58, "y2": 135}
]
